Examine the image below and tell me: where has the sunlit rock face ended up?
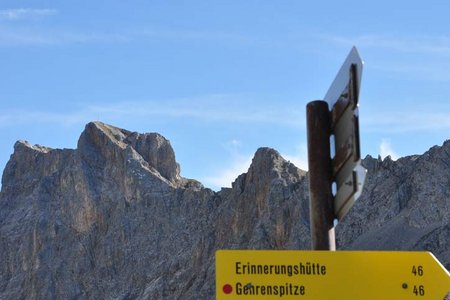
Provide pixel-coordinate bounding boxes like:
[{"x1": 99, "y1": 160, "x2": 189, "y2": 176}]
[{"x1": 0, "y1": 122, "x2": 448, "y2": 299}]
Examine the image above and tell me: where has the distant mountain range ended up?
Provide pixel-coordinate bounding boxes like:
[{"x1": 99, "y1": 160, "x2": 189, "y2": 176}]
[{"x1": 1, "y1": 122, "x2": 448, "y2": 299}]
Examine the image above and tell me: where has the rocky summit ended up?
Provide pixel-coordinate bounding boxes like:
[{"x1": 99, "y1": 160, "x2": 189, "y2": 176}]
[{"x1": 0, "y1": 122, "x2": 449, "y2": 299}]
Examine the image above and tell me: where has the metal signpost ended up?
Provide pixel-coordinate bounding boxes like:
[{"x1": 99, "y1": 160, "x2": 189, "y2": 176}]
[
  {"x1": 324, "y1": 47, "x2": 366, "y2": 221},
  {"x1": 215, "y1": 47, "x2": 450, "y2": 299},
  {"x1": 307, "y1": 47, "x2": 367, "y2": 250},
  {"x1": 216, "y1": 250, "x2": 450, "y2": 299}
]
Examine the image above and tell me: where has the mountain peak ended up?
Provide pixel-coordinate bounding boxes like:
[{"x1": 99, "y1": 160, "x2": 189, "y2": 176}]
[
  {"x1": 231, "y1": 147, "x2": 306, "y2": 193},
  {"x1": 78, "y1": 121, "x2": 181, "y2": 184},
  {"x1": 0, "y1": 122, "x2": 449, "y2": 299}
]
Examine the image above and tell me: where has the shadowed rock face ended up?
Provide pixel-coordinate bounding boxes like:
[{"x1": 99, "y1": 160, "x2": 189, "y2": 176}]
[{"x1": 0, "y1": 122, "x2": 448, "y2": 299}]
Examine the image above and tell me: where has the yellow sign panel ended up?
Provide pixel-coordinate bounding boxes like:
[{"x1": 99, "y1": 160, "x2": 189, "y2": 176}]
[{"x1": 216, "y1": 250, "x2": 450, "y2": 300}]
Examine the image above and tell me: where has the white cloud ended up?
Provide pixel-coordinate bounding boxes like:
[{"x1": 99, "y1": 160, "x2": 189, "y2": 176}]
[
  {"x1": 2, "y1": 95, "x2": 449, "y2": 138},
  {"x1": 0, "y1": 110, "x2": 89, "y2": 127},
  {"x1": 85, "y1": 96, "x2": 305, "y2": 128},
  {"x1": 379, "y1": 139, "x2": 399, "y2": 160},
  {"x1": 0, "y1": 8, "x2": 57, "y2": 20},
  {"x1": 138, "y1": 28, "x2": 256, "y2": 46},
  {"x1": 363, "y1": 111, "x2": 450, "y2": 133},
  {"x1": 201, "y1": 142, "x2": 309, "y2": 190},
  {"x1": 325, "y1": 34, "x2": 450, "y2": 56},
  {"x1": 230, "y1": 139, "x2": 241, "y2": 147},
  {"x1": 282, "y1": 143, "x2": 309, "y2": 171},
  {"x1": 322, "y1": 33, "x2": 450, "y2": 82},
  {"x1": 0, "y1": 28, "x2": 129, "y2": 46},
  {"x1": 0, "y1": 95, "x2": 306, "y2": 131},
  {"x1": 201, "y1": 137, "x2": 253, "y2": 190},
  {"x1": 0, "y1": 24, "x2": 257, "y2": 47},
  {"x1": 201, "y1": 154, "x2": 253, "y2": 190}
]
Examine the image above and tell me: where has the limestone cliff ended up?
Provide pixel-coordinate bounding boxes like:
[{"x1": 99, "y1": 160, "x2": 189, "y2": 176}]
[
  {"x1": 0, "y1": 122, "x2": 448, "y2": 299},
  {"x1": 336, "y1": 141, "x2": 450, "y2": 271}
]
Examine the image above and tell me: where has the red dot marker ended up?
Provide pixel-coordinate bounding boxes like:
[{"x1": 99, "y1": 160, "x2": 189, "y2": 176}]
[{"x1": 223, "y1": 284, "x2": 233, "y2": 294}]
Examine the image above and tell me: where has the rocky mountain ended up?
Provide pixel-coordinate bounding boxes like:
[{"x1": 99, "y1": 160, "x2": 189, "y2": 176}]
[
  {"x1": 0, "y1": 121, "x2": 448, "y2": 299},
  {"x1": 337, "y1": 146, "x2": 450, "y2": 267}
]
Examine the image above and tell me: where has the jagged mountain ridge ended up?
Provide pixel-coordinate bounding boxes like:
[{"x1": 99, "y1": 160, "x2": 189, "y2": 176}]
[
  {"x1": 337, "y1": 142, "x2": 450, "y2": 269},
  {"x1": 0, "y1": 121, "x2": 448, "y2": 299}
]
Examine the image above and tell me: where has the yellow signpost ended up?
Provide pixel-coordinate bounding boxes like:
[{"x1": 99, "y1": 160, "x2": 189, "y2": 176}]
[{"x1": 216, "y1": 250, "x2": 450, "y2": 299}]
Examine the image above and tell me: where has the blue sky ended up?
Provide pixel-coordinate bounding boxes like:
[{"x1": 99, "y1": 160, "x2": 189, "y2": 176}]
[{"x1": 1, "y1": 1, "x2": 450, "y2": 190}]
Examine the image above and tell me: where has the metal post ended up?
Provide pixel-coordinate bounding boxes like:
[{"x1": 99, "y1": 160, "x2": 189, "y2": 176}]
[{"x1": 306, "y1": 100, "x2": 335, "y2": 250}]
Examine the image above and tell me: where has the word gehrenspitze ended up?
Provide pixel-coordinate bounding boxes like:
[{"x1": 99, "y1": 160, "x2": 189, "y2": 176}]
[
  {"x1": 235, "y1": 261, "x2": 327, "y2": 277},
  {"x1": 235, "y1": 282, "x2": 306, "y2": 297}
]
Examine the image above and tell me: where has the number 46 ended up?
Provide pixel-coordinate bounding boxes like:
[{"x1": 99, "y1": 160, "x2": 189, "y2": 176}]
[
  {"x1": 412, "y1": 265, "x2": 424, "y2": 276},
  {"x1": 413, "y1": 285, "x2": 425, "y2": 296}
]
